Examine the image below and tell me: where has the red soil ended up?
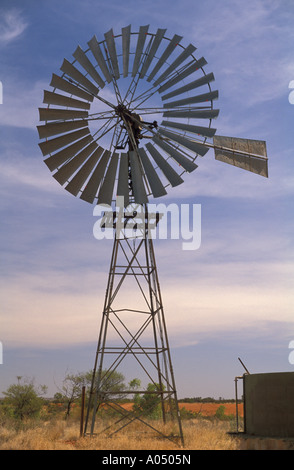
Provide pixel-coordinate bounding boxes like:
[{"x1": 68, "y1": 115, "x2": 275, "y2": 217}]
[
  {"x1": 178, "y1": 402, "x2": 243, "y2": 417},
  {"x1": 120, "y1": 402, "x2": 243, "y2": 417}
]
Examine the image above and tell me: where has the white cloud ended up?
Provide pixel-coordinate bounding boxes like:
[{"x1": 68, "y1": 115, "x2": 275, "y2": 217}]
[
  {"x1": 0, "y1": 79, "x2": 46, "y2": 130},
  {"x1": 1, "y1": 252, "x2": 293, "y2": 349},
  {"x1": 187, "y1": 0, "x2": 294, "y2": 106},
  {"x1": 0, "y1": 9, "x2": 28, "y2": 44},
  {"x1": 0, "y1": 271, "x2": 102, "y2": 348},
  {"x1": 1, "y1": 199, "x2": 293, "y2": 350},
  {"x1": 0, "y1": 143, "x2": 67, "y2": 214},
  {"x1": 1, "y1": 153, "x2": 56, "y2": 194}
]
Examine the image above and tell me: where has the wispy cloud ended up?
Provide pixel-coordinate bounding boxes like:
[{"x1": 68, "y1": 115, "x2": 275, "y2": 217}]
[
  {"x1": 1, "y1": 249, "x2": 293, "y2": 348},
  {"x1": 187, "y1": 0, "x2": 294, "y2": 106},
  {"x1": 0, "y1": 9, "x2": 28, "y2": 45},
  {"x1": 0, "y1": 79, "x2": 46, "y2": 130},
  {"x1": 0, "y1": 143, "x2": 65, "y2": 214},
  {"x1": 1, "y1": 192, "x2": 292, "y2": 350}
]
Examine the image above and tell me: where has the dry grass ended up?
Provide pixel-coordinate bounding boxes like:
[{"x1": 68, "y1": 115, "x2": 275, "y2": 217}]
[{"x1": 0, "y1": 418, "x2": 240, "y2": 450}]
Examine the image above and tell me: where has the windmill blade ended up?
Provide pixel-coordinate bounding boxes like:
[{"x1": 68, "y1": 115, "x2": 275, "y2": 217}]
[
  {"x1": 50, "y1": 73, "x2": 94, "y2": 102},
  {"x1": 161, "y1": 120, "x2": 216, "y2": 138},
  {"x1": 157, "y1": 129, "x2": 209, "y2": 158},
  {"x1": 44, "y1": 135, "x2": 93, "y2": 171},
  {"x1": 158, "y1": 58, "x2": 209, "y2": 94},
  {"x1": 128, "y1": 150, "x2": 148, "y2": 204},
  {"x1": 104, "y1": 29, "x2": 120, "y2": 80},
  {"x1": 39, "y1": 128, "x2": 91, "y2": 156},
  {"x1": 132, "y1": 25, "x2": 149, "y2": 77},
  {"x1": 97, "y1": 152, "x2": 119, "y2": 205},
  {"x1": 80, "y1": 150, "x2": 112, "y2": 203},
  {"x1": 73, "y1": 45, "x2": 105, "y2": 89},
  {"x1": 117, "y1": 153, "x2": 130, "y2": 207},
  {"x1": 147, "y1": 34, "x2": 183, "y2": 82},
  {"x1": 139, "y1": 28, "x2": 166, "y2": 79},
  {"x1": 153, "y1": 44, "x2": 197, "y2": 87},
  {"x1": 87, "y1": 35, "x2": 112, "y2": 83},
  {"x1": 138, "y1": 147, "x2": 167, "y2": 198},
  {"x1": 37, "y1": 119, "x2": 89, "y2": 139},
  {"x1": 153, "y1": 135, "x2": 198, "y2": 171},
  {"x1": 145, "y1": 142, "x2": 183, "y2": 187},
  {"x1": 163, "y1": 90, "x2": 219, "y2": 108},
  {"x1": 53, "y1": 142, "x2": 98, "y2": 185},
  {"x1": 213, "y1": 135, "x2": 268, "y2": 177},
  {"x1": 60, "y1": 58, "x2": 99, "y2": 96},
  {"x1": 161, "y1": 71, "x2": 214, "y2": 99},
  {"x1": 65, "y1": 146, "x2": 104, "y2": 196},
  {"x1": 122, "y1": 25, "x2": 131, "y2": 78},
  {"x1": 38, "y1": 26, "x2": 226, "y2": 206},
  {"x1": 43, "y1": 90, "x2": 90, "y2": 110},
  {"x1": 163, "y1": 108, "x2": 219, "y2": 119},
  {"x1": 39, "y1": 107, "x2": 88, "y2": 122}
]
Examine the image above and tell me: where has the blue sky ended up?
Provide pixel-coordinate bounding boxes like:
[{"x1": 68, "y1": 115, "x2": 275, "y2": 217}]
[{"x1": 0, "y1": 0, "x2": 294, "y2": 399}]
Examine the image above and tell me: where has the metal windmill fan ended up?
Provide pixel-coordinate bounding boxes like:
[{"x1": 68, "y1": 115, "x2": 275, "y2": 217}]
[
  {"x1": 37, "y1": 25, "x2": 268, "y2": 446},
  {"x1": 37, "y1": 26, "x2": 268, "y2": 206}
]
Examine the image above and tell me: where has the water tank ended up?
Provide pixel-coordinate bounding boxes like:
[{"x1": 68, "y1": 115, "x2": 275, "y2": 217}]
[{"x1": 243, "y1": 372, "x2": 294, "y2": 437}]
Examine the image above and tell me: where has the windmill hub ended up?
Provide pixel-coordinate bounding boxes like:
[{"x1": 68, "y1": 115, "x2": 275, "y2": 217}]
[
  {"x1": 114, "y1": 105, "x2": 153, "y2": 151},
  {"x1": 115, "y1": 105, "x2": 143, "y2": 132},
  {"x1": 114, "y1": 103, "x2": 129, "y2": 117}
]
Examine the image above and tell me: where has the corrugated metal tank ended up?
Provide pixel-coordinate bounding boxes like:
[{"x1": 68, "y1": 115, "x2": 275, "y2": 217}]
[{"x1": 243, "y1": 372, "x2": 294, "y2": 437}]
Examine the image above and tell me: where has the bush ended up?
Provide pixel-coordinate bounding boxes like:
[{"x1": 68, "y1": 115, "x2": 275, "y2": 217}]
[
  {"x1": 2, "y1": 377, "x2": 47, "y2": 422},
  {"x1": 133, "y1": 383, "x2": 163, "y2": 419},
  {"x1": 215, "y1": 405, "x2": 234, "y2": 421}
]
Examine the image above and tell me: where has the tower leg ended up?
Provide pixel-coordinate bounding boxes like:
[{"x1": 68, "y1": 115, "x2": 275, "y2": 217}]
[{"x1": 84, "y1": 230, "x2": 184, "y2": 447}]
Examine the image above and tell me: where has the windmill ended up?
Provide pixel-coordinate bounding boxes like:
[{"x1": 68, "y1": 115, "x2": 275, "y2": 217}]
[{"x1": 37, "y1": 25, "x2": 268, "y2": 446}]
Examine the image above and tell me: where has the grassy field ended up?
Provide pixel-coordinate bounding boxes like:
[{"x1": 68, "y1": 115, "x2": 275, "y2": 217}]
[{"x1": 0, "y1": 414, "x2": 241, "y2": 450}]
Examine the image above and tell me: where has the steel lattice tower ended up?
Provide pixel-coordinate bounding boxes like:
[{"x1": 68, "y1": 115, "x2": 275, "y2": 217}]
[{"x1": 83, "y1": 213, "x2": 184, "y2": 445}]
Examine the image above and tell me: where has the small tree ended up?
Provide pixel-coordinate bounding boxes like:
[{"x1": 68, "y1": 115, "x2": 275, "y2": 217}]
[
  {"x1": 129, "y1": 378, "x2": 141, "y2": 398},
  {"x1": 84, "y1": 369, "x2": 127, "y2": 402},
  {"x1": 3, "y1": 377, "x2": 47, "y2": 421},
  {"x1": 55, "y1": 369, "x2": 128, "y2": 418},
  {"x1": 133, "y1": 382, "x2": 163, "y2": 419},
  {"x1": 215, "y1": 404, "x2": 234, "y2": 421},
  {"x1": 55, "y1": 372, "x2": 87, "y2": 419}
]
